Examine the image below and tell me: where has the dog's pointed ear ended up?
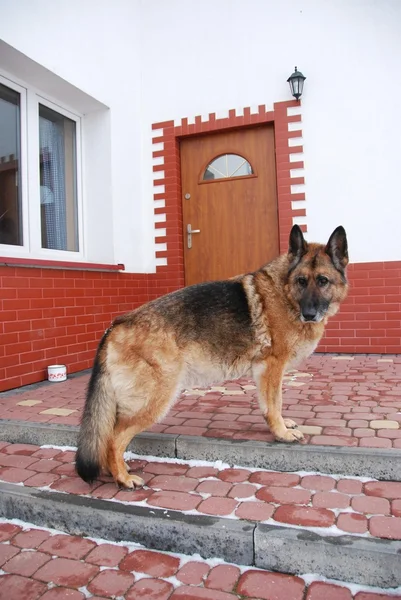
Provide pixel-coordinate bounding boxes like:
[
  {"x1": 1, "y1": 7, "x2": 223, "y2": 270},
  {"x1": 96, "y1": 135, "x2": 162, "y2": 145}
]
[
  {"x1": 325, "y1": 226, "x2": 348, "y2": 271},
  {"x1": 288, "y1": 225, "x2": 308, "y2": 265}
]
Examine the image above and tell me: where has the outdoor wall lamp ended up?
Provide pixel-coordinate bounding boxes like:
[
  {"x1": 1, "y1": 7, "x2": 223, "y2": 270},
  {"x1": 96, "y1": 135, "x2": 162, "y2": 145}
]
[{"x1": 287, "y1": 66, "x2": 306, "y2": 100}]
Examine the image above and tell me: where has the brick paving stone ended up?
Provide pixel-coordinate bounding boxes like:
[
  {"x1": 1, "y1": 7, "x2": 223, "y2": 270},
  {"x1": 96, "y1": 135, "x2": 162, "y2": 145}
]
[
  {"x1": 143, "y1": 462, "x2": 189, "y2": 476},
  {"x1": 301, "y1": 475, "x2": 336, "y2": 491},
  {"x1": 237, "y1": 569, "x2": 305, "y2": 600},
  {"x1": 205, "y1": 564, "x2": 240, "y2": 591},
  {"x1": 306, "y1": 581, "x2": 352, "y2": 599},
  {"x1": 218, "y1": 468, "x2": 251, "y2": 482},
  {"x1": 274, "y1": 505, "x2": 335, "y2": 527},
  {"x1": 56, "y1": 450, "x2": 76, "y2": 463},
  {"x1": 0, "y1": 543, "x2": 20, "y2": 566},
  {"x1": 50, "y1": 476, "x2": 100, "y2": 495},
  {"x1": 309, "y1": 435, "x2": 358, "y2": 447},
  {"x1": 31, "y1": 458, "x2": 63, "y2": 472},
  {"x1": 336, "y1": 479, "x2": 363, "y2": 494},
  {"x1": 369, "y1": 516, "x2": 401, "y2": 539},
  {"x1": 360, "y1": 438, "x2": 392, "y2": 448},
  {"x1": 170, "y1": 587, "x2": 236, "y2": 599},
  {"x1": 354, "y1": 428, "x2": 375, "y2": 438},
  {"x1": 198, "y1": 497, "x2": 238, "y2": 516},
  {"x1": 0, "y1": 574, "x2": 47, "y2": 600},
  {"x1": 33, "y1": 557, "x2": 99, "y2": 587},
  {"x1": 186, "y1": 467, "x2": 219, "y2": 479},
  {"x1": 126, "y1": 578, "x2": 174, "y2": 600},
  {"x1": 114, "y1": 488, "x2": 153, "y2": 502},
  {"x1": 249, "y1": 471, "x2": 300, "y2": 486},
  {"x1": 3, "y1": 549, "x2": 51, "y2": 577},
  {"x1": 31, "y1": 448, "x2": 62, "y2": 459},
  {"x1": 53, "y1": 463, "x2": 77, "y2": 476},
  {"x1": 87, "y1": 569, "x2": 135, "y2": 597},
  {"x1": 337, "y1": 513, "x2": 368, "y2": 534},
  {"x1": 298, "y1": 425, "x2": 323, "y2": 435},
  {"x1": 24, "y1": 472, "x2": 60, "y2": 487},
  {"x1": 91, "y1": 482, "x2": 119, "y2": 500},
  {"x1": 228, "y1": 483, "x2": 258, "y2": 499},
  {"x1": 235, "y1": 501, "x2": 275, "y2": 521},
  {"x1": 256, "y1": 486, "x2": 311, "y2": 505},
  {"x1": 348, "y1": 420, "x2": 370, "y2": 428},
  {"x1": 323, "y1": 426, "x2": 352, "y2": 436},
  {"x1": 204, "y1": 429, "x2": 236, "y2": 439},
  {"x1": 0, "y1": 453, "x2": 39, "y2": 469},
  {"x1": 164, "y1": 426, "x2": 208, "y2": 435},
  {"x1": 11, "y1": 528, "x2": 51, "y2": 549},
  {"x1": 392, "y1": 499, "x2": 401, "y2": 517},
  {"x1": 377, "y1": 429, "x2": 401, "y2": 438},
  {"x1": 313, "y1": 491, "x2": 350, "y2": 509},
  {"x1": 147, "y1": 490, "x2": 201, "y2": 511},
  {"x1": 0, "y1": 522, "x2": 22, "y2": 541},
  {"x1": 38, "y1": 533, "x2": 96, "y2": 559},
  {"x1": 149, "y1": 475, "x2": 198, "y2": 492},
  {"x1": 176, "y1": 560, "x2": 210, "y2": 585},
  {"x1": 365, "y1": 482, "x2": 401, "y2": 499},
  {"x1": 306, "y1": 419, "x2": 347, "y2": 427},
  {"x1": 121, "y1": 549, "x2": 180, "y2": 577},
  {"x1": 196, "y1": 480, "x2": 232, "y2": 496},
  {"x1": 1, "y1": 443, "x2": 39, "y2": 455},
  {"x1": 0, "y1": 466, "x2": 37, "y2": 482},
  {"x1": 184, "y1": 419, "x2": 214, "y2": 428},
  {"x1": 39, "y1": 589, "x2": 86, "y2": 600},
  {"x1": 370, "y1": 420, "x2": 399, "y2": 429},
  {"x1": 351, "y1": 496, "x2": 391, "y2": 515},
  {"x1": 85, "y1": 543, "x2": 128, "y2": 567}
]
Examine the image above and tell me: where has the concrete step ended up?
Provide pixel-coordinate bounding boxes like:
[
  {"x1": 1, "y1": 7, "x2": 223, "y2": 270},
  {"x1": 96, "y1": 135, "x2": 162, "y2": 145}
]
[
  {"x1": 2, "y1": 518, "x2": 400, "y2": 600},
  {"x1": 0, "y1": 442, "x2": 400, "y2": 588},
  {"x1": 1, "y1": 419, "x2": 401, "y2": 481}
]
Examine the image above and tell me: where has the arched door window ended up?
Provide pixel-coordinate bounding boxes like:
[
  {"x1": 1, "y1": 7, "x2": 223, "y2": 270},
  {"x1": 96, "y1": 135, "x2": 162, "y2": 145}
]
[{"x1": 203, "y1": 154, "x2": 253, "y2": 180}]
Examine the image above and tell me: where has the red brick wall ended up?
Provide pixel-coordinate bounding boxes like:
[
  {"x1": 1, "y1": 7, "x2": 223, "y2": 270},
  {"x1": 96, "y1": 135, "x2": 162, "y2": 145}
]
[
  {"x1": 320, "y1": 261, "x2": 401, "y2": 354},
  {"x1": 0, "y1": 266, "x2": 149, "y2": 392},
  {"x1": 1, "y1": 260, "x2": 400, "y2": 392}
]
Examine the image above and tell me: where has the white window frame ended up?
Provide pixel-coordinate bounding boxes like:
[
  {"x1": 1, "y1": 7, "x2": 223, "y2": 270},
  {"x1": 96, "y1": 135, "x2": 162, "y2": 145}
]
[{"x1": 0, "y1": 71, "x2": 84, "y2": 261}]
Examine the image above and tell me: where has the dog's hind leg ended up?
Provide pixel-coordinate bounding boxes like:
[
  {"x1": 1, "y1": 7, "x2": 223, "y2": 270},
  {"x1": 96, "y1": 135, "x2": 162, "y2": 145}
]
[
  {"x1": 107, "y1": 383, "x2": 181, "y2": 489},
  {"x1": 106, "y1": 416, "x2": 150, "y2": 489}
]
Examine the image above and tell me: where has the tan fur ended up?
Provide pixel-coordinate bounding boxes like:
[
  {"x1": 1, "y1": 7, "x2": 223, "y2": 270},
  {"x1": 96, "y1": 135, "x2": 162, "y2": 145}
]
[{"x1": 76, "y1": 226, "x2": 349, "y2": 488}]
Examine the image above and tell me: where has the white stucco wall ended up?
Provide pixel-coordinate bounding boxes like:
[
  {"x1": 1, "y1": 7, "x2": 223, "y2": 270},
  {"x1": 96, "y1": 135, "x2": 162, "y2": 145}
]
[{"x1": 0, "y1": 0, "x2": 400, "y2": 269}]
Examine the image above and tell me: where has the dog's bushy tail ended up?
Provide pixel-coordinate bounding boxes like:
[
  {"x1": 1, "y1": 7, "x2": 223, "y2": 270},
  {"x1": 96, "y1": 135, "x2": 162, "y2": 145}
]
[{"x1": 75, "y1": 338, "x2": 116, "y2": 483}]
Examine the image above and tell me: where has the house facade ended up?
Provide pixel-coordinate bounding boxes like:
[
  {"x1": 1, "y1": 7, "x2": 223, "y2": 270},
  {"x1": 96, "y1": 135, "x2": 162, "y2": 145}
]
[{"x1": 0, "y1": 0, "x2": 400, "y2": 392}]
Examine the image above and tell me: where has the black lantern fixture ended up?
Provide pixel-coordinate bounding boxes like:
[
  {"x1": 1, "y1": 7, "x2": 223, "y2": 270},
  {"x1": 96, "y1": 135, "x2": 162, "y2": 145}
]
[{"x1": 287, "y1": 66, "x2": 306, "y2": 100}]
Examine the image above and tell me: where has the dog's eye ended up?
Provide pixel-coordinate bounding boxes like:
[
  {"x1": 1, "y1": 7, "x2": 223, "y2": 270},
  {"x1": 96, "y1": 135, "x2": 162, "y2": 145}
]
[
  {"x1": 297, "y1": 277, "x2": 308, "y2": 287},
  {"x1": 317, "y1": 276, "x2": 329, "y2": 287}
]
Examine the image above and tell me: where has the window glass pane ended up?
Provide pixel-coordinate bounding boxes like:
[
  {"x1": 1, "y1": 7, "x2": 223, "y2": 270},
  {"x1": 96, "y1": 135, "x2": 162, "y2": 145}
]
[
  {"x1": 39, "y1": 104, "x2": 78, "y2": 251},
  {"x1": 203, "y1": 154, "x2": 253, "y2": 180},
  {"x1": 0, "y1": 83, "x2": 22, "y2": 246}
]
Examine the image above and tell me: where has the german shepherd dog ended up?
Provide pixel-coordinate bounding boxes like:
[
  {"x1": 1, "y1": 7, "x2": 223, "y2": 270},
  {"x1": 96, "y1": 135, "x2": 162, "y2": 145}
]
[{"x1": 76, "y1": 225, "x2": 349, "y2": 489}]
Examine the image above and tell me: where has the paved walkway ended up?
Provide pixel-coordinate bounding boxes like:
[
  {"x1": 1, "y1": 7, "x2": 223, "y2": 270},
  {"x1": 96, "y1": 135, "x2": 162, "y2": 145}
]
[
  {"x1": 0, "y1": 442, "x2": 400, "y2": 540},
  {"x1": 1, "y1": 354, "x2": 400, "y2": 448},
  {"x1": 1, "y1": 519, "x2": 399, "y2": 600}
]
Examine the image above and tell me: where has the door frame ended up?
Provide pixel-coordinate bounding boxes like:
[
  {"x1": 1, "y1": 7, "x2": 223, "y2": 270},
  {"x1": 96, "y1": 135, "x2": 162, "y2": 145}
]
[{"x1": 150, "y1": 99, "x2": 307, "y2": 292}]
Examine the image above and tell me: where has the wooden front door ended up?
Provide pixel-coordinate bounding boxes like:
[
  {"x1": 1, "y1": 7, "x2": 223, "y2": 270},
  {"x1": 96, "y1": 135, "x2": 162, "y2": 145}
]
[{"x1": 180, "y1": 125, "x2": 279, "y2": 286}]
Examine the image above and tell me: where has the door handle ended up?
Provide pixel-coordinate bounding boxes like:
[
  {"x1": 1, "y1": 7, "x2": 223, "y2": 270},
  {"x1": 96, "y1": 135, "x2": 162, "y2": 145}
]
[{"x1": 187, "y1": 224, "x2": 201, "y2": 249}]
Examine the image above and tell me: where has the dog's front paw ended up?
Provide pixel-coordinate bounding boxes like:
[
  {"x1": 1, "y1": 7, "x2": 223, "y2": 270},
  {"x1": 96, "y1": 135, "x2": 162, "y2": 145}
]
[
  {"x1": 283, "y1": 418, "x2": 298, "y2": 429},
  {"x1": 275, "y1": 428, "x2": 304, "y2": 443}
]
